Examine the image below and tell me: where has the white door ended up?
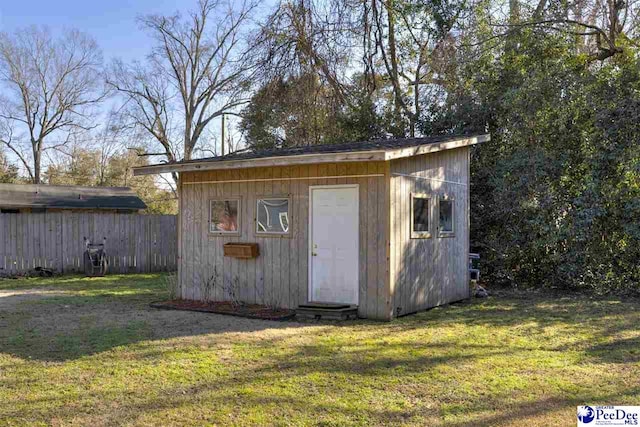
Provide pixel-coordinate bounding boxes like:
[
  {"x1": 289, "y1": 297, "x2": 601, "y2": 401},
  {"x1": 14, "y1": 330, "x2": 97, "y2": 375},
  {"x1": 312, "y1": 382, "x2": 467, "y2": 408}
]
[{"x1": 309, "y1": 185, "x2": 359, "y2": 305}]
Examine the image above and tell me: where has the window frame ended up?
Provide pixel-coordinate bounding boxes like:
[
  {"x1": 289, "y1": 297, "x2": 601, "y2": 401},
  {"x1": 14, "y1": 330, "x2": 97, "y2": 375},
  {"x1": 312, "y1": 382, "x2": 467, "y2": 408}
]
[
  {"x1": 255, "y1": 195, "x2": 292, "y2": 237},
  {"x1": 209, "y1": 197, "x2": 242, "y2": 236},
  {"x1": 410, "y1": 193, "x2": 432, "y2": 239},
  {"x1": 437, "y1": 196, "x2": 455, "y2": 238}
]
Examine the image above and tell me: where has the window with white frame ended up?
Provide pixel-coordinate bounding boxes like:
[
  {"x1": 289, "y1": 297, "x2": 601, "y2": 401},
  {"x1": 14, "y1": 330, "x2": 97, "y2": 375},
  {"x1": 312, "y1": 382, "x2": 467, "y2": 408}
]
[
  {"x1": 438, "y1": 198, "x2": 455, "y2": 236},
  {"x1": 410, "y1": 193, "x2": 431, "y2": 238},
  {"x1": 209, "y1": 198, "x2": 241, "y2": 234},
  {"x1": 256, "y1": 197, "x2": 290, "y2": 234}
]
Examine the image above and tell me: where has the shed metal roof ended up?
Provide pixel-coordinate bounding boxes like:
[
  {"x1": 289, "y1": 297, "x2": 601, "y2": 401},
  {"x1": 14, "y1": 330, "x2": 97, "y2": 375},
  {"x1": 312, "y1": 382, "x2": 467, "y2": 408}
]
[
  {"x1": 0, "y1": 184, "x2": 147, "y2": 211},
  {"x1": 133, "y1": 134, "x2": 490, "y2": 176}
]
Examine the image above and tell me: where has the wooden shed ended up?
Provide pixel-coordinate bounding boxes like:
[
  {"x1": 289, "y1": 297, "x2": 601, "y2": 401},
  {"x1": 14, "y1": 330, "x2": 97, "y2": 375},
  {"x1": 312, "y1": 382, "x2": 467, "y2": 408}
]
[{"x1": 134, "y1": 134, "x2": 489, "y2": 320}]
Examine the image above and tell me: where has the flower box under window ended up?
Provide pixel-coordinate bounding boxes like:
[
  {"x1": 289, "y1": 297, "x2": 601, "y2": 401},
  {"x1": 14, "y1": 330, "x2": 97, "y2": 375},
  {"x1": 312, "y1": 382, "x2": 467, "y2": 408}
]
[{"x1": 223, "y1": 242, "x2": 259, "y2": 259}]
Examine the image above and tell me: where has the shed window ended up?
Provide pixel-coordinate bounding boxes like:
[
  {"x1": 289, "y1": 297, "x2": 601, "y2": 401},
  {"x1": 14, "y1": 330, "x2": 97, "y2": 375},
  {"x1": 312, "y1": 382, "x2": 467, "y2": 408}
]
[
  {"x1": 410, "y1": 194, "x2": 431, "y2": 238},
  {"x1": 210, "y1": 199, "x2": 240, "y2": 234},
  {"x1": 438, "y1": 198, "x2": 454, "y2": 236},
  {"x1": 257, "y1": 198, "x2": 290, "y2": 234}
]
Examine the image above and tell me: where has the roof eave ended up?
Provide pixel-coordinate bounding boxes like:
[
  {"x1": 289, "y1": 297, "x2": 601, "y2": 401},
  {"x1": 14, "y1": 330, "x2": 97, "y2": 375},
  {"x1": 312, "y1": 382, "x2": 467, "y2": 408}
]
[
  {"x1": 133, "y1": 150, "x2": 387, "y2": 176},
  {"x1": 133, "y1": 134, "x2": 490, "y2": 176},
  {"x1": 384, "y1": 134, "x2": 489, "y2": 161}
]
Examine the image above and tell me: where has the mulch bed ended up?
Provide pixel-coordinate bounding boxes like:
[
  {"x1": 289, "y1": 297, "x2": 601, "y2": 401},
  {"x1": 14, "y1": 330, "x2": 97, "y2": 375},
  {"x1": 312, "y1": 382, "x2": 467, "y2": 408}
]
[{"x1": 149, "y1": 299, "x2": 296, "y2": 321}]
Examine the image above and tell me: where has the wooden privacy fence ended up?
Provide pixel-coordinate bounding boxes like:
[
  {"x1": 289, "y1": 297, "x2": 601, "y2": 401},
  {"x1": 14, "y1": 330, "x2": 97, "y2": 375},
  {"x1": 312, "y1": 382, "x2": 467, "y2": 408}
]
[{"x1": 0, "y1": 212, "x2": 177, "y2": 275}]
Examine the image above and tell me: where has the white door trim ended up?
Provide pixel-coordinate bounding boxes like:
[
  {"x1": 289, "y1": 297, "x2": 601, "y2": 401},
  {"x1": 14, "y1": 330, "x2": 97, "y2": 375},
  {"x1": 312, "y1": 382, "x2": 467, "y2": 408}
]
[{"x1": 308, "y1": 184, "x2": 360, "y2": 305}]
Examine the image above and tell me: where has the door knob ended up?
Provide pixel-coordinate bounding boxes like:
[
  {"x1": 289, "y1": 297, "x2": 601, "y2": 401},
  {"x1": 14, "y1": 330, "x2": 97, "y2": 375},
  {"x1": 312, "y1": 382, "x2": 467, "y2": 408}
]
[{"x1": 312, "y1": 252, "x2": 318, "y2": 256}]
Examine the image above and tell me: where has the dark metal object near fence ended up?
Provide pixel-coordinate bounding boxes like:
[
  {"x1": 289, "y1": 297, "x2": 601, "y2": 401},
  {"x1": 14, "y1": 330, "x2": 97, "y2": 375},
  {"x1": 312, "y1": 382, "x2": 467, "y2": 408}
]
[{"x1": 84, "y1": 237, "x2": 108, "y2": 277}]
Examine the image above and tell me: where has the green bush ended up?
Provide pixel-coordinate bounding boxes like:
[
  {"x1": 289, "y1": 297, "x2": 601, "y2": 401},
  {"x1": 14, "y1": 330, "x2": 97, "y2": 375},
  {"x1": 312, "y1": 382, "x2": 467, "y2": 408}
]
[{"x1": 425, "y1": 34, "x2": 640, "y2": 294}]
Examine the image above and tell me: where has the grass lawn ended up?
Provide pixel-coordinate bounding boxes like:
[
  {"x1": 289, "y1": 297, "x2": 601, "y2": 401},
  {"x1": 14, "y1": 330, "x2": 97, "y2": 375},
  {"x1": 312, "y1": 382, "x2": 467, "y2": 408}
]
[{"x1": 0, "y1": 274, "x2": 639, "y2": 426}]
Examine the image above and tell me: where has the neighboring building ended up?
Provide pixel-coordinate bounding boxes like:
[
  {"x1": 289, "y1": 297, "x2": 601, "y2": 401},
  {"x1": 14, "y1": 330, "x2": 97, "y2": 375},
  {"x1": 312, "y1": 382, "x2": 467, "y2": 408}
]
[
  {"x1": 0, "y1": 184, "x2": 146, "y2": 213},
  {"x1": 134, "y1": 134, "x2": 489, "y2": 320}
]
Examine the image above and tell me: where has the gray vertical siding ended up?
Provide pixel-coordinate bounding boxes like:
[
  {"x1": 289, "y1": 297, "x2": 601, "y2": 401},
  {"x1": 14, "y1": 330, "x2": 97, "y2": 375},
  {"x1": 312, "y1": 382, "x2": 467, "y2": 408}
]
[
  {"x1": 389, "y1": 147, "x2": 470, "y2": 316},
  {"x1": 179, "y1": 148, "x2": 471, "y2": 320},
  {"x1": 178, "y1": 162, "x2": 391, "y2": 320}
]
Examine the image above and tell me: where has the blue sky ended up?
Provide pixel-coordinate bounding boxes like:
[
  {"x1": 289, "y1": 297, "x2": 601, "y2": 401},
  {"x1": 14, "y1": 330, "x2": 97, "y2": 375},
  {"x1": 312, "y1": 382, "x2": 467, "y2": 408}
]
[{"x1": 0, "y1": 0, "x2": 189, "y2": 62}]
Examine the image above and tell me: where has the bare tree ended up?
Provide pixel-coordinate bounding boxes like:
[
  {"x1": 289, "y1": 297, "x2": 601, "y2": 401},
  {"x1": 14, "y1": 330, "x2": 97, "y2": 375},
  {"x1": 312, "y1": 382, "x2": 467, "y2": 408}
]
[
  {"x1": 94, "y1": 110, "x2": 135, "y2": 186},
  {"x1": 0, "y1": 27, "x2": 105, "y2": 183},
  {"x1": 252, "y1": 0, "x2": 358, "y2": 105},
  {"x1": 523, "y1": 0, "x2": 635, "y2": 61},
  {"x1": 108, "y1": 0, "x2": 256, "y2": 176},
  {"x1": 372, "y1": 0, "x2": 466, "y2": 137},
  {"x1": 477, "y1": 0, "x2": 639, "y2": 62},
  {"x1": 254, "y1": 0, "x2": 467, "y2": 138},
  {"x1": 110, "y1": 59, "x2": 180, "y2": 169}
]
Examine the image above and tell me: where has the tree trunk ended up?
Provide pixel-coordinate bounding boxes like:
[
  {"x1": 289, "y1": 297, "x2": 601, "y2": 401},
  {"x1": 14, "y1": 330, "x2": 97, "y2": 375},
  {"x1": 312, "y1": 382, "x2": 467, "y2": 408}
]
[
  {"x1": 506, "y1": 0, "x2": 521, "y2": 53},
  {"x1": 32, "y1": 141, "x2": 41, "y2": 184},
  {"x1": 183, "y1": 136, "x2": 192, "y2": 161},
  {"x1": 386, "y1": 0, "x2": 406, "y2": 136}
]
